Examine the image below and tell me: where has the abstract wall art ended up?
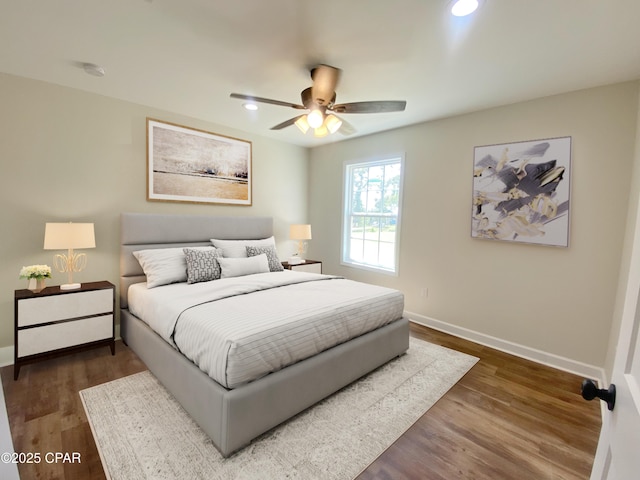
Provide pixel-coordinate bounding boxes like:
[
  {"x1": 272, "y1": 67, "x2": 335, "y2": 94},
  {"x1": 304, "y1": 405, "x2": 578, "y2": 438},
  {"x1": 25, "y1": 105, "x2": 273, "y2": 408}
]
[
  {"x1": 147, "y1": 118, "x2": 252, "y2": 205},
  {"x1": 471, "y1": 136, "x2": 571, "y2": 247}
]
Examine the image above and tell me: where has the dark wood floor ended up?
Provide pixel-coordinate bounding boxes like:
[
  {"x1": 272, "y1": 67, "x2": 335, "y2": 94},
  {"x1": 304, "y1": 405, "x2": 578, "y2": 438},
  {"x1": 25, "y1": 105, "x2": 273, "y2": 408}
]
[{"x1": 1, "y1": 322, "x2": 601, "y2": 480}]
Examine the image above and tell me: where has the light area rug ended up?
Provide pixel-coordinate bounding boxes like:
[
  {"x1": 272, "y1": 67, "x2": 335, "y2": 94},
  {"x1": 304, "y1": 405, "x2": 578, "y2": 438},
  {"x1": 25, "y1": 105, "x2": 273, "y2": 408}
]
[{"x1": 80, "y1": 338, "x2": 478, "y2": 480}]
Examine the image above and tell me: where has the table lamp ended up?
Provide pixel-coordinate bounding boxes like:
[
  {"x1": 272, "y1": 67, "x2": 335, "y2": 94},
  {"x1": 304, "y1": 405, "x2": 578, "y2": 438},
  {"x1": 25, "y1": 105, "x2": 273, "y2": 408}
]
[
  {"x1": 289, "y1": 224, "x2": 312, "y2": 263},
  {"x1": 44, "y1": 222, "x2": 95, "y2": 290}
]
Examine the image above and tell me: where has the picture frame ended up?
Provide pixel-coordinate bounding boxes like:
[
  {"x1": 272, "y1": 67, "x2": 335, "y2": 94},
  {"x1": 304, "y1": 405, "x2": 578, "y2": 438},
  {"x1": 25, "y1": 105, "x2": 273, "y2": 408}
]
[
  {"x1": 147, "y1": 118, "x2": 252, "y2": 206},
  {"x1": 471, "y1": 136, "x2": 571, "y2": 247}
]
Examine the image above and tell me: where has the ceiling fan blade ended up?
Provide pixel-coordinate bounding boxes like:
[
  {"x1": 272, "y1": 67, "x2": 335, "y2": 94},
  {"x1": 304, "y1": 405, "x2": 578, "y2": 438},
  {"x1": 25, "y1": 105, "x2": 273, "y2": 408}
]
[
  {"x1": 336, "y1": 116, "x2": 356, "y2": 136},
  {"x1": 311, "y1": 64, "x2": 341, "y2": 106},
  {"x1": 331, "y1": 100, "x2": 407, "y2": 114},
  {"x1": 270, "y1": 115, "x2": 305, "y2": 130},
  {"x1": 230, "y1": 93, "x2": 305, "y2": 109}
]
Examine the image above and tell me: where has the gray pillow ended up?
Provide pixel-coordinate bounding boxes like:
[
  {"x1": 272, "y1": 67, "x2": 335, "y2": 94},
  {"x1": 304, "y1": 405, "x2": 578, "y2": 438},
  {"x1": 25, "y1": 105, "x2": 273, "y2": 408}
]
[
  {"x1": 183, "y1": 247, "x2": 222, "y2": 284},
  {"x1": 246, "y1": 245, "x2": 284, "y2": 272}
]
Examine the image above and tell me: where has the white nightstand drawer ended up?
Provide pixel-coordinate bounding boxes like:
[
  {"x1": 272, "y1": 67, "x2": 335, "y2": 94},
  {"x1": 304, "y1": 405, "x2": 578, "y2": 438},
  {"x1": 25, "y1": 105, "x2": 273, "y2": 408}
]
[
  {"x1": 17, "y1": 314, "x2": 113, "y2": 358},
  {"x1": 18, "y1": 289, "x2": 112, "y2": 327}
]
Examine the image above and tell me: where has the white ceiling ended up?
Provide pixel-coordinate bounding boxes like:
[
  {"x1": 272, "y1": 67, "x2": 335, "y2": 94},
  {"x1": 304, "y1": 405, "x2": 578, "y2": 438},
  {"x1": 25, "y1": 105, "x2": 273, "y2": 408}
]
[{"x1": 1, "y1": 0, "x2": 639, "y2": 148}]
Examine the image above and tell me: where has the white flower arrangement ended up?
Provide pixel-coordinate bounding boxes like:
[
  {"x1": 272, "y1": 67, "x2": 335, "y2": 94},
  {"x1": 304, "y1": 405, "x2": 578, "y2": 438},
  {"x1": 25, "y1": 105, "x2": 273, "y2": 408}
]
[{"x1": 19, "y1": 264, "x2": 52, "y2": 280}]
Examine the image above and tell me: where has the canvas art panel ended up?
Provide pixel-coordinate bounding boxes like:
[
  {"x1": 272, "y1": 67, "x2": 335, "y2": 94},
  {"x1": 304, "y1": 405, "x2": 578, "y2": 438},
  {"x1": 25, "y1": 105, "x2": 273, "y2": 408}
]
[
  {"x1": 471, "y1": 136, "x2": 571, "y2": 247},
  {"x1": 147, "y1": 119, "x2": 252, "y2": 205}
]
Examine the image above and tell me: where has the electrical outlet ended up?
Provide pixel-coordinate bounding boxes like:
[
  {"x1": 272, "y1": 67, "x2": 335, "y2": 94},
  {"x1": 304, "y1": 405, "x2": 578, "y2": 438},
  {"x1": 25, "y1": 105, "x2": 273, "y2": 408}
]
[{"x1": 420, "y1": 287, "x2": 428, "y2": 298}]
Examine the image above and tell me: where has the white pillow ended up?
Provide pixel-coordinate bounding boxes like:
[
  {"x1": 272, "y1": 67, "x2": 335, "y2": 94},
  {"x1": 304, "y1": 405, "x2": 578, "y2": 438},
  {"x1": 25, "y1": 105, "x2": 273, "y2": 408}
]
[
  {"x1": 210, "y1": 236, "x2": 276, "y2": 258},
  {"x1": 218, "y1": 254, "x2": 270, "y2": 278},
  {"x1": 133, "y1": 247, "x2": 187, "y2": 288}
]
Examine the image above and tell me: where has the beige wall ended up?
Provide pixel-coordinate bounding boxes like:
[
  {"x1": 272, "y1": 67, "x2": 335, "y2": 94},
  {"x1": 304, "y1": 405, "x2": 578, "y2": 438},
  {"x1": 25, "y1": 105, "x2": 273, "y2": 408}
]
[
  {"x1": 0, "y1": 73, "x2": 309, "y2": 351},
  {"x1": 309, "y1": 81, "x2": 640, "y2": 368},
  {"x1": 2, "y1": 71, "x2": 638, "y2": 371}
]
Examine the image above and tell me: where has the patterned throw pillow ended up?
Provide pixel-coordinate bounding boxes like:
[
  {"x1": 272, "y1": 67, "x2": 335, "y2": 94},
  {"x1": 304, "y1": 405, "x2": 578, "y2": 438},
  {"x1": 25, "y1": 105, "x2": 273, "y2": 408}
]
[
  {"x1": 183, "y1": 247, "x2": 222, "y2": 284},
  {"x1": 246, "y1": 246, "x2": 284, "y2": 272}
]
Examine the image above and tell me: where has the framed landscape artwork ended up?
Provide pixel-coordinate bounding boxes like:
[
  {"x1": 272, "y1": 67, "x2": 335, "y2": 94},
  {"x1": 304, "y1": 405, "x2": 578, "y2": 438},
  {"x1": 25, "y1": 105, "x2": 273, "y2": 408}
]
[
  {"x1": 147, "y1": 118, "x2": 252, "y2": 205},
  {"x1": 471, "y1": 136, "x2": 571, "y2": 247}
]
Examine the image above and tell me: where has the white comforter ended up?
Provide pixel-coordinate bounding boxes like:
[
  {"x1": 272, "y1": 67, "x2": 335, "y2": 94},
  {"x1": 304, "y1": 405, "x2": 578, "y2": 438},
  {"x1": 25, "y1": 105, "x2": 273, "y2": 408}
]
[{"x1": 128, "y1": 271, "x2": 404, "y2": 388}]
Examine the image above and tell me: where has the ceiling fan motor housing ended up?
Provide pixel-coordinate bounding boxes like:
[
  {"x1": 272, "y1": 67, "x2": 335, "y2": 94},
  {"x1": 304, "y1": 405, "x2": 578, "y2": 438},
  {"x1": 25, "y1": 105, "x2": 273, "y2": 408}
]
[
  {"x1": 301, "y1": 87, "x2": 335, "y2": 110},
  {"x1": 310, "y1": 64, "x2": 340, "y2": 106}
]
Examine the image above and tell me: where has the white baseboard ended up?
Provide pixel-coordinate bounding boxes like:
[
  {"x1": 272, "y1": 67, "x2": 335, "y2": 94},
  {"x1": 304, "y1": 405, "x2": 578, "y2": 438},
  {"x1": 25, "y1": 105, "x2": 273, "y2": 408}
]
[
  {"x1": 407, "y1": 311, "x2": 605, "y2": 383},
  {"x1": 2, "y1": 317, "x2": 603, "y2": 381}
]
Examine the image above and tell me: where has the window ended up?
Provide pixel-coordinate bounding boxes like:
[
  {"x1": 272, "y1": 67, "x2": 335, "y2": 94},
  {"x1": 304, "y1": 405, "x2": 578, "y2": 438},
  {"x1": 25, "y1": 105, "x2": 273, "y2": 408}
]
[{"x1": 342, "y1": 156, "x2": 404, "y2": 274}]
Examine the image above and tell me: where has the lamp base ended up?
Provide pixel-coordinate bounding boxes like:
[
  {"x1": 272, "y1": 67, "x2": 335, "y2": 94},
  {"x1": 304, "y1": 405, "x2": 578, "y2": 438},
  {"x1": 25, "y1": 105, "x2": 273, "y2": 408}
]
[{"x1": 60, "y1": 283, "x2": 81, "y2": 290}]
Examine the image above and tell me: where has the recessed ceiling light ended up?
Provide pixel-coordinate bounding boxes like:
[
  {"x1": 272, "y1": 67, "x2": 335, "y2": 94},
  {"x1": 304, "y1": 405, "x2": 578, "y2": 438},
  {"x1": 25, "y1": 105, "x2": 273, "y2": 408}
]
[
  {"x1": 243, "y1": 103, "x2": 258, "y2": 111},
  {"x1": 450, "y1": 0, "x2": 483, "y2": 17},
  {"x1": 82, "y1": 63, "x2": 105, "y2": 77}
]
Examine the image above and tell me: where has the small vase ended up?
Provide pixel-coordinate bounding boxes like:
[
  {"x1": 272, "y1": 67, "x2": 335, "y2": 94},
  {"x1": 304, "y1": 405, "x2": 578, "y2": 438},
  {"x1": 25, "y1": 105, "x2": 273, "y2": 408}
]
[{"x1": 27, "y1": 278, "x2": 46, "y2": 293}]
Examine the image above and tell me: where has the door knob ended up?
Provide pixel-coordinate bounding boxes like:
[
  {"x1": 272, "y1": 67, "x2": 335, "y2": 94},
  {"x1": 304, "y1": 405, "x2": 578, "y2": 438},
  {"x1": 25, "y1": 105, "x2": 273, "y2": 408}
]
[{"x1": 581, "y1": 379, "x2": 616, "y2": 411}]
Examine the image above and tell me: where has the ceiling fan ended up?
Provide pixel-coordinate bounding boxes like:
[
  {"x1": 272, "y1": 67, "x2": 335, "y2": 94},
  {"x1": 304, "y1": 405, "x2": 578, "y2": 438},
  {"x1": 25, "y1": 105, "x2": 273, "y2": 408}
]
[{"x1": 230, "y1": 64, "x2": 407, "y2": 138}]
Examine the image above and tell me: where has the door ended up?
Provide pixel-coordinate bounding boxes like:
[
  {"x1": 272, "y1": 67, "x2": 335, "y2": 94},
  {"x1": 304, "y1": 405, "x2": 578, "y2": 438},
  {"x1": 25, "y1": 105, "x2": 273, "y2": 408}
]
[{"x1": 590, "y1": 194, "x2": 640, "y2": 479}]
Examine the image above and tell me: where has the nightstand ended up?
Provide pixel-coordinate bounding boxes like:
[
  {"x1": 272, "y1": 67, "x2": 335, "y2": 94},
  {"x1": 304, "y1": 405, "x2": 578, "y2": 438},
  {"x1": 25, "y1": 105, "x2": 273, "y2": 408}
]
[
  {"x1": 281, "y1": 259, "x2": 322, "y2": 274},
  {"x1": 14, "y1": 280, "x2": 115, "y2": 380}
]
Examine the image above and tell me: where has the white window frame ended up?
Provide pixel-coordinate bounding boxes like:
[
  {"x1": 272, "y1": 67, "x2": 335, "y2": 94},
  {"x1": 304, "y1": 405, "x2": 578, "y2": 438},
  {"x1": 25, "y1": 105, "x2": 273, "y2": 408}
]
[{"x1": 341, "y1": 154, "x2": 405, "y2": 275}]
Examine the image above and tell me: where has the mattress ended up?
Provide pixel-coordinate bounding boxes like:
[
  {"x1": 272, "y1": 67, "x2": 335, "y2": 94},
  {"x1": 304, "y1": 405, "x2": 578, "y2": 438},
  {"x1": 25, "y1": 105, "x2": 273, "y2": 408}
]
[{"x1": 128, "y1": 271, "x2": 404, "y2": 388}]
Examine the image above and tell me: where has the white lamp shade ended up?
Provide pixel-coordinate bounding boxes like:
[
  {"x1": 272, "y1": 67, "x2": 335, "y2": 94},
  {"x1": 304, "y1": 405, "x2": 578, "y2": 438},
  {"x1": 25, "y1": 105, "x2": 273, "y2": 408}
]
[
  {"x1": 325, "y1": 114, "x2": 343, "y2": 134},
  {"x1": 313, "y1": 124, "x2": 329, "y2": 138},
  {"x1": 290, "y1": 224, "x2": 312, "y2": 240},
  {"x1": 295, "y1": 115, "x2": 310, "y2": 133},
  {"x1": 44, "y1": 223, "x2": 96, "y2": 250}
]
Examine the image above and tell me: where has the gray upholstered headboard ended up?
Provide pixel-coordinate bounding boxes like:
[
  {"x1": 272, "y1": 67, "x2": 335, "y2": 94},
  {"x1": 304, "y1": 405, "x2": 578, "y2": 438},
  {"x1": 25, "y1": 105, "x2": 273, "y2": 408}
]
[{"x1": 120, "y1": 212, "x2": 273, "y2": 309}]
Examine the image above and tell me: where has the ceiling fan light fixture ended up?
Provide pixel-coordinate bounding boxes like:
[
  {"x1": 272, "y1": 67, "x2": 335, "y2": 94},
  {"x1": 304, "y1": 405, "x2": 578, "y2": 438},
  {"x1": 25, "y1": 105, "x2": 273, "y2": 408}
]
[
  {"x1": 325, "y1": 114, "x2": 342, "y2": 134},
  {"x1": 313, "y1": 124, "x2": 329, "y2": 138},
  {"x1": 231, "y1": 64, "x2": 406, "y2": 137},
  {"x1": 307, "y1": 109, "x2": 324, "y2": 129},
  {"x1": 294, "y1": 115, "x2": 310, "y2": 134}
]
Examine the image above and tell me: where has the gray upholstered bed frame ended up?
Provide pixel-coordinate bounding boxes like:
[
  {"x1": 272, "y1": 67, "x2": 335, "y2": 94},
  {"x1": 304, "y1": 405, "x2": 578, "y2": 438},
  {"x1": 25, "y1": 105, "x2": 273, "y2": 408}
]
[{"x1": 119, "y1": 212, "x2": 409, "y2": 457}]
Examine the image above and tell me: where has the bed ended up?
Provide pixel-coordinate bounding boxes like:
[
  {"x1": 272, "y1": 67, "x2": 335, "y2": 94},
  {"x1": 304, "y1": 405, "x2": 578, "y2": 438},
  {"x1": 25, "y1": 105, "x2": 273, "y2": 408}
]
[{"x1": 119, "y1": 212, "x2": 409, "y2": 457}]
